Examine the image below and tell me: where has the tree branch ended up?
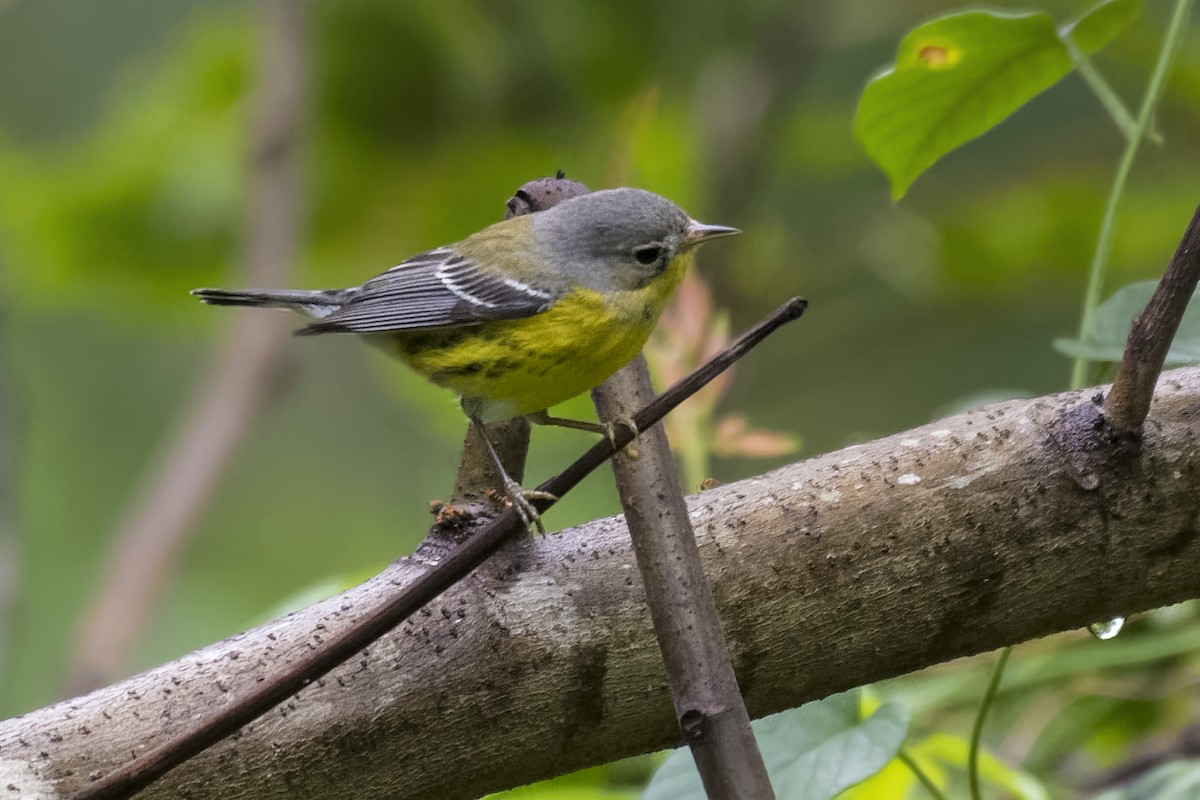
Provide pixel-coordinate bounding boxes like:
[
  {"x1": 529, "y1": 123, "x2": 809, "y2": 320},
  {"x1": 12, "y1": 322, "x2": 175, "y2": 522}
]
[
  {"x1": 6, "y1": 366, "x2": 1200, "y2": 799},
  {"x1": 593, "y1": 356, "x2": 772, "y2": 798},
  {"x1": 1105, "y1": 202, "x2": 1200, "y2": 432}
]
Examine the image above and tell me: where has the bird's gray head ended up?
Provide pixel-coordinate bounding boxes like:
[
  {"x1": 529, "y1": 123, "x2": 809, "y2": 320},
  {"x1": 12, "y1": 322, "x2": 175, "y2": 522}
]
[{"x1": 532, "y1": 188, "x2": 739, "y2": 292}]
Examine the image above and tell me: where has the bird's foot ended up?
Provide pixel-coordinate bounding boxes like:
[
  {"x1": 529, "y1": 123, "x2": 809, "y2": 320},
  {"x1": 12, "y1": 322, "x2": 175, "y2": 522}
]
[
  {"x1": 602, "y1": 415, "x2": 640, "y2": 451},
  {"x1": 490, "y1": 482, "x2": 557, "y2": 535}
]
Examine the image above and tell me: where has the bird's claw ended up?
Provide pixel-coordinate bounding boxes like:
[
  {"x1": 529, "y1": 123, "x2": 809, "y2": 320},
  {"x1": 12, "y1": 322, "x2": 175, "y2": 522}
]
[
  {"x1": 603, "y1": 416, "x2": 640, "y2": 450},
  {"x1": 503, "y1": 480, "x2": 556, "y2": 535}
]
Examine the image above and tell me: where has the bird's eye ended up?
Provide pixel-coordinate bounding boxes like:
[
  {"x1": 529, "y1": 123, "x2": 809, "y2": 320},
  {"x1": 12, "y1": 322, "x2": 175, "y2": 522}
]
[{"x1": 634, "y1": 245, "x2": 663, "y2": 266}]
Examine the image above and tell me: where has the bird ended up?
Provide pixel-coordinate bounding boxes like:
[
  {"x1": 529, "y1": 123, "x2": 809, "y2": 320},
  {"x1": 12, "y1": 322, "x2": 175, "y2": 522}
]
[{"x1": 193, "y1": 187, "x2": 739, "y2": 530}]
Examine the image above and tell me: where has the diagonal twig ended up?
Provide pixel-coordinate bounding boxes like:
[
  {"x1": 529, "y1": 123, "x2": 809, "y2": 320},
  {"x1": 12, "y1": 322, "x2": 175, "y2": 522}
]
[{"x1": 1104, "y1": 202, "x2": 1200, "y2": 433}]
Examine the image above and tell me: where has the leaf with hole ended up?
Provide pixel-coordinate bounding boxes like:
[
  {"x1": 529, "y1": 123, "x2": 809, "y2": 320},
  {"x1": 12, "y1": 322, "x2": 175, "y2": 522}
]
[{"x1": 855, "y1": 0, "x2": 1138, "y2": 198}]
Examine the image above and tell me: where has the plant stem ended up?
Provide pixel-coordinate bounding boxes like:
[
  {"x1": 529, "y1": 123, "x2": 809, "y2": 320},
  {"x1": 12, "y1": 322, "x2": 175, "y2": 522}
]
[
  {"x1": 1064, "y1": 40, "x2": 1139, "y2": 142},
  {"x1": 1069, "y1": 0, "x2": 1192, "y2": 390},
  {"x1": 968, "y1": 646, "x2": 1012, "y2": 800},
  {"x1": 898, "y1": 748, "x2": 949, "y2": 800}
]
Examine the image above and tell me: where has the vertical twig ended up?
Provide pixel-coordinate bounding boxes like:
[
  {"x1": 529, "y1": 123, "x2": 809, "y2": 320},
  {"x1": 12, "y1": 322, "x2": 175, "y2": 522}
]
[
  {"x1": 66, "y1": 0, "x2": 310, "y2": 692},
  {"x1": 1105, "y1": 203, "x2": 1200, "y2": 432},
  {"x1": 593, "y1": 356, "x2": 775, "y2": 799},
  {"x1": 445, "y1": 420, "x2": 530, "y2": 509}
]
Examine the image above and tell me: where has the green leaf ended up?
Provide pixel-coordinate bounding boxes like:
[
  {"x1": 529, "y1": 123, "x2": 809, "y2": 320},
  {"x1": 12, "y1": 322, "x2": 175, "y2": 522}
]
[
  {"x1": 838, "y1": 755, "x2": 932, "y2": 800},
  {"x1": 1064, "y1": 0, "x2": 1143, "y2": 55},
  {"x1": 855, "y1": 11, "x2": 1072, "y2": 199},
  {"x1": 642, "y1": 692, "x2": 910, "y2": 800},
  {"x1": 1094, "y1": 760, "x2": 1200, "y2": 800},
  {"x1": 484, "y1": 762, "x2": 648, "y2": 800},
  {"x1": 488, "y1": 784, "x2": 637, "y2": 800},
  {"x1": 1054, "y1": 281, "x2": 1200, "y2": 365},
  {"x1": 854, "y1": 1, "x2": 1140, "y2": 198}
]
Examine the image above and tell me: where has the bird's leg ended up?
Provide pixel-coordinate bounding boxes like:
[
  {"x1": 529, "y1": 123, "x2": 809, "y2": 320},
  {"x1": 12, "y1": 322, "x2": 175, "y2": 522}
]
[
  {"x1": 526, "y1": 410, "x2": 640, "y2": 450},
  {"x1": 526, "y1": 410, "x2": 607, "y2": 436},
  {"x1": 470, "y1": 416, "x2": 556, "y2": 535}
]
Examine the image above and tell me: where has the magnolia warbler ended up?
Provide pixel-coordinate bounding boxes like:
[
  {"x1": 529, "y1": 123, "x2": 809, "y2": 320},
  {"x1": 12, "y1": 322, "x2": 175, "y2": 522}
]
[{"x1": 194, "y1": 187, "x2": 738, "y2": 529}]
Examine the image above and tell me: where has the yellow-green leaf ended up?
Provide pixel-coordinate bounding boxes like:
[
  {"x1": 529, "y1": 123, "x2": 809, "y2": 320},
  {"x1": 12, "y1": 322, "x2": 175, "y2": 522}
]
[{"x1": 1065, "y1": 0, "x2": 1142, "y2": 55}]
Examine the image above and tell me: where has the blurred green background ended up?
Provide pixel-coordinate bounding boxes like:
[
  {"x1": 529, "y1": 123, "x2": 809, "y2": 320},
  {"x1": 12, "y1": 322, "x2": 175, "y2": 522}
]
[{"x1": 1, "y1": 0, "x2": 1198, "y2": 795}]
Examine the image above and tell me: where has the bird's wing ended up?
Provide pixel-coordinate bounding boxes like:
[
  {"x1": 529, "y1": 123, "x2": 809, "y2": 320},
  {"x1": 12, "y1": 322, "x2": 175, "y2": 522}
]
[{"x1": 296, "y1": 246, "x2": 559, "y2": 335}]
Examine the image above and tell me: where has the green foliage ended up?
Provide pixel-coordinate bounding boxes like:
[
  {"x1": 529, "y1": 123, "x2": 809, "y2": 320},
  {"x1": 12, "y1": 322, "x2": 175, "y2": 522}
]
[
  {"x1": 888, "y1": 612, "x2": 1200, "y2": 714},
  {"x1": 484, "y1": 764, "x2": 645, "y2": 800},
  {"x1": 854, "y1": 0, "x2": 1138, "y2": 199},
  {"x1": 919, "y1": 734, "x2": 1050, "y2": 800},
  {"x1": 1095, "y1": 760, "x2": 1200, "y2": 800},
  {"x1": 1067, "y1": 0, "x2": 1144, "y2": 53},
  {"x1": 0, "y1": 14, "x2": 249, "y2": 323},
  {"x1": 1055, "y1": 280, "x2": 1200, "y2": 364},
  {"x1": 642, "y1": 691, "x2": 909, "y2": 800},
  {"x1": 848, "y1": 731, "x2": 1052, "y2": 799},
  {"x1": 491, "y1": 788, "x2": 637, "y2": 800}
]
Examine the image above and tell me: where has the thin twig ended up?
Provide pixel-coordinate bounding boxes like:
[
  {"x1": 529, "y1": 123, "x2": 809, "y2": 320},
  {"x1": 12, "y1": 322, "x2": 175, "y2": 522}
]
[
  {"x1": 593, "y1": 356, "x2": 774, "y2": 799},
  {"x1": 68, "y1": 297, "x2": 806, "y2": 800},
  {"x1": 66, "y1": 0, "x2": 309, "y2": 692},
  {"x1": 1105, "y1": 202, "x2": 1200, "y2": 432}
]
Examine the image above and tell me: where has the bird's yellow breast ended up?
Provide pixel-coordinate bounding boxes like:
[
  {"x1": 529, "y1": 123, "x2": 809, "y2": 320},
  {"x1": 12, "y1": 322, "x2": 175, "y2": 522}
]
[{"x1": 374, "y1": 252, "x2": 692, "y2": 420}]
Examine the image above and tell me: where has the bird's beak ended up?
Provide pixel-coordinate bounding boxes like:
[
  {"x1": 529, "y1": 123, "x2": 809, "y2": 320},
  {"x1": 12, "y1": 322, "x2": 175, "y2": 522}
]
[{"x1": 685, "y1": 220, "x2": 741, "y2": 245}]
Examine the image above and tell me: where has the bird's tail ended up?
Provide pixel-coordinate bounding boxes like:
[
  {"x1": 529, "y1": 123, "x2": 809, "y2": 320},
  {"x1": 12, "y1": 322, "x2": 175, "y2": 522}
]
[{"x1": 191, "y1": 287, "x2": 347, "y2": 320}]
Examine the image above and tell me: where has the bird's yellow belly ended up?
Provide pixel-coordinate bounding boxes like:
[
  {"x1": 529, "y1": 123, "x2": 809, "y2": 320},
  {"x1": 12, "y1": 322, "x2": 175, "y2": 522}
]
[{"x1": 374, "y1": 288, "x2": 660, "y2": 421}]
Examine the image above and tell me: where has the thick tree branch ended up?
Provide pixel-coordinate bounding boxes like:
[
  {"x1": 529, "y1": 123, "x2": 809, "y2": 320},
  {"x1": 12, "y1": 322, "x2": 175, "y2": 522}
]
[
  {"x1": 5, "y1": 367, "x2": 1200, "y2": 800},
  {"x1": 1105, "y1": 202, "x2": 1200, "y2": 432},
  {"x1": 593, "y1": 356, "x2": 772, "y2": 798}
]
